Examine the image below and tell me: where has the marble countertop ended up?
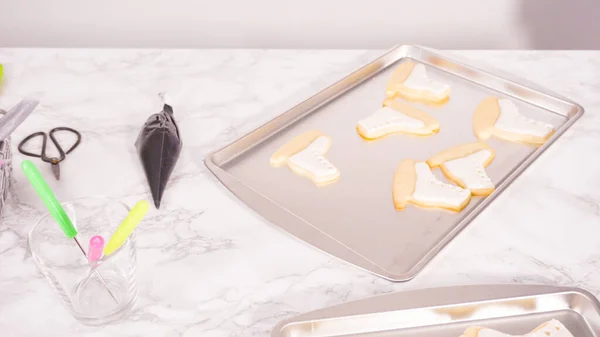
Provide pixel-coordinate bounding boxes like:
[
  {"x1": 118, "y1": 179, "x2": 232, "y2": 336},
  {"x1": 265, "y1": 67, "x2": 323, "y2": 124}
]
[{"x1": 0, "y1": 49, "x2": 599, "y2": 337}]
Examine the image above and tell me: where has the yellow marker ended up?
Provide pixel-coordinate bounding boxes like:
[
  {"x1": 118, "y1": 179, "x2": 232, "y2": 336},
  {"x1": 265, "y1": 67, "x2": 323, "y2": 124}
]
[{"x1": 104, "y1": 200, "x2": 149, "y2": 256}]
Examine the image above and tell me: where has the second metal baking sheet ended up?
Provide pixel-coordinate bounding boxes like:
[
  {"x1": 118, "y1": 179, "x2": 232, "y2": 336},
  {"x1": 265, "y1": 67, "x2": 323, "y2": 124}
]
[
  {"x1": 205, "y1": 45, "x2": 583, "y2": 281},
  {"x1": 271, "y1": 284, "x2": 600, "y2": 337}
]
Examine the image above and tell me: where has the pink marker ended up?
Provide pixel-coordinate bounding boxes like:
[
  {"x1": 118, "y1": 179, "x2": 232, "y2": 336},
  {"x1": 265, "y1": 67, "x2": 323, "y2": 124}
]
[{"x1": 88, "y1": 235, "x2": 105, "y2": 263}]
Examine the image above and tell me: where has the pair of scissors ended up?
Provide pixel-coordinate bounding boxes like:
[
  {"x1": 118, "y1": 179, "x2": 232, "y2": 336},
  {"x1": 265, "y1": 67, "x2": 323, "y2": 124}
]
[{"x1": 18, "y1": 127, "x2": 82, "y2": 180}]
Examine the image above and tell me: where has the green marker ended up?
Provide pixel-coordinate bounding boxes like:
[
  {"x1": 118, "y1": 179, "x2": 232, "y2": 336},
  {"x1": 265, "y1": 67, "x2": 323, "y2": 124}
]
[
  {"x1": 0, "y1": 64, "x2": 3, "y2": 85},
  {"x1": 21, "y1": 160, "x2": 77, "y2": 238},
  {"x1": 21, "y1": 160, "x2": 118, "y2": 302},
  {"x1": 104, "y1": 200, "x2": 149, "y2": 256}
]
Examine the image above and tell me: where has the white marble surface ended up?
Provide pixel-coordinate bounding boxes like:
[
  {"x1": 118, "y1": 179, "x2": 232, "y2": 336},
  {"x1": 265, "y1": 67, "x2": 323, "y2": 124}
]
[{"x1": 0, "y1": 49, "x2": 599, "y2": 337}]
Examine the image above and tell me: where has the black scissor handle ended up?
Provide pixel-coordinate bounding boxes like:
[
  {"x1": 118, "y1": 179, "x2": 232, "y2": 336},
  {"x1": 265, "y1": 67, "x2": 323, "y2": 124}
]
[
  {"x1": 18, "y1": 132, "x2": 49, "y2": 159},
  {"x1": 49, "y1": 127, "x2": 81, "y2": 155}
]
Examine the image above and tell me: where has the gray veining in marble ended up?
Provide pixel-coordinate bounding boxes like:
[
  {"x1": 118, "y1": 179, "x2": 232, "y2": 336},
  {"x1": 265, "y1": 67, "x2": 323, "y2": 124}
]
[{"x1": 0, "y1": 49, "x2": 599, "y2": 337}]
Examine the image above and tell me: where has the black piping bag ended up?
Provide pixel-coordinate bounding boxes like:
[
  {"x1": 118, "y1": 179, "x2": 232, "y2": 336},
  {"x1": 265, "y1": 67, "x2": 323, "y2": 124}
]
[{"x1": 135, "y1": 93, "x2": 182, "y2": 209}]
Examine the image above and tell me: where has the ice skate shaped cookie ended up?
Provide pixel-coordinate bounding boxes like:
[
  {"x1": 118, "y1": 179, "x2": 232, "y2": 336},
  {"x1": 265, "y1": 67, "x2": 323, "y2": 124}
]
[
  {"x1": 356, "y1": 99, "x2": 440, "y2": 140},
  {"x1": 428, "y1": 142, "x2": 495, "y2": 196},
  {"x1": 270, "y1": 130, "x2": 340, "y2": 186},
  {"x1": 393, "y1": 159, "x2": 471, "y2": 212},
  {"x1": 386, "y1": 61, "x2": 450, "y2": 104},
  {"x1": 473, "y1": 96, "x2": 555, "y2": 145},
  {"x1": 462, "y1": 319, "x2": 573, "y2": 337},
  {"x1": 527, "y1": 320, "x2": 574, "y2": 337}
]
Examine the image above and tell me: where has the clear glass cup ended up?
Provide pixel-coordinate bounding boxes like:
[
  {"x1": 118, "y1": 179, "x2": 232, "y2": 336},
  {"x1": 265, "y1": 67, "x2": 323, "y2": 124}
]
[{"x1": 28, "y1": 197, "x2": 138, "y2": 326}]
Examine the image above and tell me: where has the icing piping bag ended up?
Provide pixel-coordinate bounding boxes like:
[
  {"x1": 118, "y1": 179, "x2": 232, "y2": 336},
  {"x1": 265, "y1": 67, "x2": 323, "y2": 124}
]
[
  {"x1": 135, "y1": 93, "x2": 182, "y2": 209},
  {"x1": 104, "y1": 200, "x2": 149, "y2": 256},
  {"x1": 0, "y1": 96, "x2": 40, "y2": 142},
  {"x1": 21, "y1": 160, "x2": 118, "y2": 303}
]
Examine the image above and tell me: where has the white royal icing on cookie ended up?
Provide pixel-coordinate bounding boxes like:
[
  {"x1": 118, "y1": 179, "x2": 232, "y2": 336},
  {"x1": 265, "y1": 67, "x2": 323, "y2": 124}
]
[
  {"x1": 496, "y1": 99, "x2": 554, "y2": 138},
  {"x1": 477, "y1": 320, "x2": 573, "y2": 337},
  {"x1": 526, "y1": 320, "x2": 573, "y2": 337},
  {"x1": 444, "y1": 150, "x2": 494, "y2": 190},
  {"x1": 403, "y1": 64, "x2": 450, "y2": 96},
  {"x1": 412, "y1": 162, "x2": 471, "y2": 208},
  {"x1": 478, "y1": 330, "x2": 513, "y2": 337},
  {"x1": 357, "y1": 106, "x2": 424, "y2": 137},
  {"x1": 287, "y1": 136, "x2": 339, "y2": 182}
]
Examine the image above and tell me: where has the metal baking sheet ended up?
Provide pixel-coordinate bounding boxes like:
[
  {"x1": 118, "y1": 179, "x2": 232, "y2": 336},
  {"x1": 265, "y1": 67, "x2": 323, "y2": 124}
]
[
  {"x1": 271, "y1": 284, "x2": 600, "y2": 337},
  {"x1": 204, "y1": 45, "x2": 584, "y2": 281}
]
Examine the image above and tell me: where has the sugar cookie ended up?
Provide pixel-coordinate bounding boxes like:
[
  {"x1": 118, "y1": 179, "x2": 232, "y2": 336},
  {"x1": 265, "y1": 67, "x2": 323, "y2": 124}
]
[
  {"x1": 356, "y1": 99, "x2": 440, "y2": 140},
  {"x1": 461, "y1": 319, "x2": 573, "y2": 337},
  {"x1": 393, "y1": 159, "x2": 471, "y2": 212},
  {"x1": 473, "y1": 96, "x2": 555, "y2": 145},
  {"x1": 427, "y1": 142, "x2": 495, "y2": 196},
  {"x1": 270, "y1": 130, "x2": 340, "y2": 186},
  {"x1": 386, "y1": 61, "x2": 451, "y2": 104}
]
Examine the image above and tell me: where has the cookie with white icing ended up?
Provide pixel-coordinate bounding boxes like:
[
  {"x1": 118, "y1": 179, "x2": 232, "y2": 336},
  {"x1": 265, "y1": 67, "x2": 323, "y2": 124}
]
[
  {"x1": 270, "y1": 130, "x2": 340, "y2": 186},
  {"x1": 473, "y1": 96, "x2": 555, "y2": 145},
  {"x1": 462, "y1": 319, "x2": 573, "y2": 337},
  {"x1": 393, "y1": 159, "x2": 471, "y2": 212},
  {"x1": 386, "y1": 61, "x2": 451, "y2": 104},
  {"x1": 427, "y1": 142, "x2": 496, "y2": 196},
  {"x1": 356, "y1": 99, "x2": 440, "y2": 140},
  {"x1": 527, "y1": 320, "x2": 574, "y2": 337}
]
